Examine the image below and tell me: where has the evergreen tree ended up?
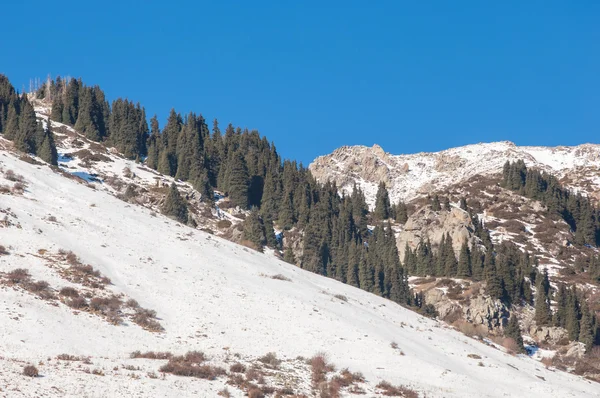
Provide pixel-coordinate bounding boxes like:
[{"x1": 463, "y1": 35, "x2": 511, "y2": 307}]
[
  {"x1": 505, "y1": 315, "x2": 525, "y2": 353},
  {"x1": 373, "y1": 182, "x2": 391, "y2": 220},
  {"x1": 431, "y1": 194, "x2": 441, "y2": 211},
  {"x1": 457, "y1": 241, "x2": 471, "y2": 278},
  {"x1": 162, "y1": 183, "x2": 188, "y2": 223},
  {"x1": 3, "y1": 101, "x2": 19, "y2": 140},
  {"x1": 579, "y1": 299, "x2": 594, "y2": 351},
  {"x1": 534, "y1": 269, "x2": 552, "y2": 326},
  {"x1": 227, "y1": 150, "x2": 249, "y2": 209},
  {"x1": 283, "y1": 246, "x2": 296, "y2": 264},
  {"x1": 243, "y1": 207, "x2": 266, "y2": 251},
  {"x1": 39, "y1": 123, "x2": 58, "y2": 165}
]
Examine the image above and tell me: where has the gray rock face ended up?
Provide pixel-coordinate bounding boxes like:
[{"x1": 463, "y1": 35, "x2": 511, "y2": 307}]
[
  {"x1": 397, "y1": 206, "x2": 477, "y2": 258},
  {"x1": 464, "y1": 296, "x2": 509, "y2": 330}
]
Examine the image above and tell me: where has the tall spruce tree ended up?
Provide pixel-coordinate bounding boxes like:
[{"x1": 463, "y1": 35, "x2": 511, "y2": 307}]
[
  {"x1": 162, "y1": 183, "x2": 188, "y2": 223},
  {"x1": 374, "y1": 182, "x2": 391, "y2": 220}
]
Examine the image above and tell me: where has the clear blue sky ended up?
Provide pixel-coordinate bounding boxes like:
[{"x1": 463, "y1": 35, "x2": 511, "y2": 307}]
[{"x1": 1, "y1": 1, "x2": 598, "y2": 164}]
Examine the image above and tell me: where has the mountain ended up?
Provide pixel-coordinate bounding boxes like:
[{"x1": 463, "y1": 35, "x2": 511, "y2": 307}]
[
  {"x1": 0, "y1": 75, "x2": 599, "y2": 396},
  {"x1": 1, "y1": 119, "x2": 599, "y2": 397},
  {"x1": 309, "y1": 142, "x2": 600, "y2": 206}
]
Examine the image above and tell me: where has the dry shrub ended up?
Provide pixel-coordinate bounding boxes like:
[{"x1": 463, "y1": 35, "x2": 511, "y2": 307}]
[
  {"x1": 499, "y1": 337, "x2": 519, "y2": 354},
  {"x1": 258, "y1": 352, "x2": 281, "y2": 368},
  {"x1": 159, "y1": 351, "x2": 225, "y2": 380},
  {"x1": 0, "y1": 185, "x2": 10, "y2": 194},
  {"x1": 218, "y1": 388, "x2": 232, "y2": 397},
  {"x1": 333, "y1": 294, "x2": 348, "y2": 302},
  {"x1": 376, "y1": 381, "x2": 418, "y2": 397},
  {"x1": 126, "y1": 298, "x2": 140, "y2": 308},
  {"x1": 7, "y1": 268, "x2": 30, "y2": 284},
  {"x1": 130, "y1": 350, "x2": 173, "y2": 360},
  {"x1": 5, "y1": 170, "x2": 24, "y2": 182},
  {"x1": 59, "y1": 287, "x2": 79, "y2": 297},
  {"x1": 453, "y1": 320, "x2": 488, "y2": 338},
  {"x1": 443, "y1": 309, "x2": 464, "y2": 324},
  {"x1": 0, "y1": 245, "x2": 7, "y2": 255},
  {"x1": 230, "y1": 362, "x2": 246, "y2": 373},
  {"x1": 65, "y1": 251, "x2": 80, "y2": 265},
  {"x1": 332, "y1": 368, "x2": 364, "y2": 388},
  {"x1": 91, "y1": 368, "x2": 105, "y2": 376},
  {"x1": 23, "y1": 365, "x2": 39, "y2": 377},
  {"x1": 310, "y1": 352, "x2": 335, "y2": 388},
  {"x1": 90, "y1": 296, "x2": 122, "y2": 313},
  {"x1": 12, "y1": 182, "x2": 26, "y2": 193},
  {"x1": 270, "y1": 274, "x2": 291, "y2": 282},
  {"x1": 540, "y1": 356, "x2": 553, "y2": 369},
  {"x1": 133, "y1": 308, "x2": 164, "y2": 332},
  {"x1": 27, "y1": 280, "x2": 50, "y2": 292},
  {"x1": 57, "y1": 354, "x2": 83, "y2": 361},
  {"x1": 217, "y1": 219, "x2": 232, "y2": 229},
  {"x1": 248, "y1": 388, "x2": 265, "y2": 398},
  {"x1": 245, "y1": 366, "x2": 264, "y2": 382},
  {"x1": 67, "y1": 296, "x2": 88, "y2": 309}
]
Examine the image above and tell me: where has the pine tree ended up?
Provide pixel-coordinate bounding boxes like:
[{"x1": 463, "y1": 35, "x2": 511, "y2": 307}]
[
  {"x1": 505, "y1": 315, "x2": 525, "y2": 353},
  {"x1": 283, "y1": 246, "x2": 296, "y2": 264},
  {"x1": 534, "y1": 269, "x2": 552, "y2": 326},
  {"x1": 565, "y1": 288, "x2": 580, "y2": 341},
  {"x1": 226, "y1": 150, "x2": 249, "y2": 209},
  {"x1": 14, "y1": 97, "x2": 37, "y2": 154},
  {"x1": 162, "y1": 183, "x2": 188, "y2": 223},
  {"x1": 394, "y1": 201, "x2": 408, "y2": 224},
  {"x1": 38, "y1": 124, "x2": 58, "y2": 165},
  {"x1": 2, "y1": 101, "x2": 19, "y2": 140},
  {"x1": 431, "y1": 194, "x2": 441, "y2": 211},
  {"x1": 457, "y1": 241, "x2": 471, "y2": 278},
  {"x1": 459, "y1": 197, "x2": 468, "y2": 211},
  {"x1": 373, "y1": 182, "x2": 391, "y2": 220},
  {"x1": 243, "y1": 207, "x2": 266, "y2": 251},
  {"x1": 579, "y1": 299, "x2": 594, "y2": 350}
]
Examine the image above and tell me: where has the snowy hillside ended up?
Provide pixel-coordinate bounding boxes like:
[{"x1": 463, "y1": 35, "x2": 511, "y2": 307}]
[
  {"x1": 1, "y1": 143, "x2": 599, "y2": 396},
  {"x1": 309, "y1": 142, "x2": 600, "y2": 207}
]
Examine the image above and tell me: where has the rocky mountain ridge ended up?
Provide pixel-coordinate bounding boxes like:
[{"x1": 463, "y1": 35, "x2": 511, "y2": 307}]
[{"x1": 309, "y1": 141, "x2": 600, "y2": 206}]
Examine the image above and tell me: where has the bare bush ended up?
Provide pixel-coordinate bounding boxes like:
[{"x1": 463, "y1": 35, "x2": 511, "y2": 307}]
[
  {"x1": 59, "y1": 287, "x2": 79, "y2": 297},
  {"x1": 310, "y1": 352, "x2": 335, "y2": 388},
  {"x1": 216, "y1": 219, "x2": 232, "y2": 229},
  {"x1": 67, "y1": 296, "x2": 88, "y2": 309},
  {"x1": 159, "y1": 351, "x2": 225, "y2": 380},
  {"x1": 0, "y1": 245, "x2": 7, "y2": 255},
  {"x1": 57, "y1": 354, "x2": 83, "y2": 361},
  {"x1": 229, "y1": 362, "x2": 246, "y2": 373},
  {"x1": 7, "y1": 268, "x2": 30, "y2": 284},
  {"x1": 5, "y1": 170, "x2": 24, "y2": 182},
  {"x1": 130, "y1": 351, "x2": 173, "y2": 360},
  {"x1": 23, "y1": 365, "x2": 39, "y2": 377},
  {"x1": 258, "y1": 352, "x2": 281, "y2": 368},
  {"x1": 376, "y1": 381, "x2": 418, "y2": 397},
  {"x1": 333, "y1": 294, "x2": 348, "y2": 302},
  {"x1": 270, "y1": 274, "x2": 291, "y2": 282}
]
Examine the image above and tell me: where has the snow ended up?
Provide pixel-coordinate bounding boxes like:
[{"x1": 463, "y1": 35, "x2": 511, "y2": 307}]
[
  {"x1": 311, "y1": 141, "x2": 600, "y2": 207},
  {"x1": 1, "y1": 146, "x2": 599, "y2": 396}
]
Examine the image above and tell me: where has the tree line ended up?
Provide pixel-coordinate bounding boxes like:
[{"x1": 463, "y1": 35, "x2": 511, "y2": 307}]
[
  {"x1": 0, "y1": 75, "x2": 57, "y2": 165},
  {"x1": 503, "y1": 160, "x2": 599, "y2": 247}
]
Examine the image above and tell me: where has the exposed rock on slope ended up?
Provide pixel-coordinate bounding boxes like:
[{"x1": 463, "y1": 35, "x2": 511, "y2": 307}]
[
  {"x1": 310, "y1": 141, "x2": 600, "y2": 206},
  {"x1": 397, "y1": 206, "x2": 476, "y2": 258}
]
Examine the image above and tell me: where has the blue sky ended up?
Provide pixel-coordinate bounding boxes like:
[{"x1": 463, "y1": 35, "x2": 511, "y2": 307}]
[{"x1": 1, "y1": 1, "x2": 598, "y2": 164}]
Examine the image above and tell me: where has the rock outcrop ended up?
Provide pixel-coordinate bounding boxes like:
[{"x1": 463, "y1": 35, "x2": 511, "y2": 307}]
[{"x1": 397, "y1": 206, "x2": 477, "y2": 258}]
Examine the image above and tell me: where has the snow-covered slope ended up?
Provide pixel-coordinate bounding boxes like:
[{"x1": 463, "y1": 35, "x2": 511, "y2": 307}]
[
  {"x1": 309, "y1": 142, "x2": 600, "y2": 206},
  {"x1": 1, "y1": 145, "x2": 599, "y2": 396}
]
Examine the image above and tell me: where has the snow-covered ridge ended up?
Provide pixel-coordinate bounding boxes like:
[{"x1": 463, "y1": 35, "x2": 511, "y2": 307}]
[{"x1": 309, "y1": 141, "x2": 600, "y2": 206}]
